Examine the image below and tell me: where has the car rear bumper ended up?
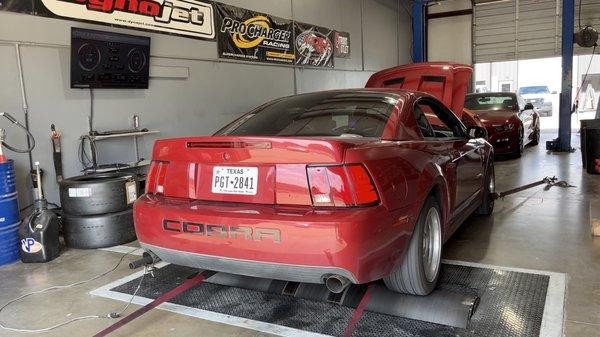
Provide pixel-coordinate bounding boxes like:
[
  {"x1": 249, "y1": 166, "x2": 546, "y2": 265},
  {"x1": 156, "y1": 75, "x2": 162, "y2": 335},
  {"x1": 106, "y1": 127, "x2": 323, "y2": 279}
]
[
  {"x1": 141, "y1": 243, "x2": 358, "y2": 283},
  {"x1": 134, "y1": 194, "x2": 411, "y2": 284}
]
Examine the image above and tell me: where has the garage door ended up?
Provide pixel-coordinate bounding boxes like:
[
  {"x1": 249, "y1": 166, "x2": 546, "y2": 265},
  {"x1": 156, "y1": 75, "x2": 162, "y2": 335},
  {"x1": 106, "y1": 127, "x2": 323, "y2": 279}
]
[{"x1": 474, "y1": 0, "x2": 600, "y2": 63}]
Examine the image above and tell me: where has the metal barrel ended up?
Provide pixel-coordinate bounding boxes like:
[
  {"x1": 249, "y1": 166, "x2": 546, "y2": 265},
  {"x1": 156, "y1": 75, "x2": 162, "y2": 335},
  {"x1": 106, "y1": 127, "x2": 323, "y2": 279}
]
[{"x1": 0, "y1": 160, "x2": 20, "y2": 266}]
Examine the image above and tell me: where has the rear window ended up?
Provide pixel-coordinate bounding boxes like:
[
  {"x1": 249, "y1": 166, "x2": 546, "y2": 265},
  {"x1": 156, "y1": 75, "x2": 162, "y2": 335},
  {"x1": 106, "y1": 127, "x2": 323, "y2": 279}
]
[
  {"x1": 218, "y1": 91, "x2": 398, "y2": 138},
  {"x1": 464, "y1": 94, "x2": 516, "y2": 111}
]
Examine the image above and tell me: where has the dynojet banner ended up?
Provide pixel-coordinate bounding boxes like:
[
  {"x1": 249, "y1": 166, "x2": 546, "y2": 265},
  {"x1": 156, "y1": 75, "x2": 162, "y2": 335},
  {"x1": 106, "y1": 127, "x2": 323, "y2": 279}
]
[
  {"x1": 215, "y1": 3, "x2": 295, "y2": 65},
  {"x1": 293, "y1": 21, "x2": 334, "y2": 68},
  {"x1": 0, "y1": 0, "x2": 216, "y2": 40}
]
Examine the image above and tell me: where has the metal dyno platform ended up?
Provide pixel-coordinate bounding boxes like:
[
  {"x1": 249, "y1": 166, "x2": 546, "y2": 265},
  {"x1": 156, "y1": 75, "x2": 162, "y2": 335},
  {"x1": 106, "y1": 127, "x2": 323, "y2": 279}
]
[{"x1": 91, "y1": 259, "x2": 566, "y2": 337}]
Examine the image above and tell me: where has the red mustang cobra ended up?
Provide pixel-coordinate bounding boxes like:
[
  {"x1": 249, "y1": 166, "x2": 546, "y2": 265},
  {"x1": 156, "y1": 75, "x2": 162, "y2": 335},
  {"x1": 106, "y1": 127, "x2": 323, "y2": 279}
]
[{"x1": 134, "y1": 63, "x2": 495, "y2": 296}]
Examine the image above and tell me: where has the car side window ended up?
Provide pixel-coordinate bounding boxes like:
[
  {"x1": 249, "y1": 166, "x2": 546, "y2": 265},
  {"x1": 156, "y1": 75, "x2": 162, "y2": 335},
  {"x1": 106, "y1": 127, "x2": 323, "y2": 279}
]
[
  {"x1": 416, "y1": 99, "x2": 466, "y2": 139},
  {"x1": 413, "y1": 105, "x2": 435, "y2": 138}
]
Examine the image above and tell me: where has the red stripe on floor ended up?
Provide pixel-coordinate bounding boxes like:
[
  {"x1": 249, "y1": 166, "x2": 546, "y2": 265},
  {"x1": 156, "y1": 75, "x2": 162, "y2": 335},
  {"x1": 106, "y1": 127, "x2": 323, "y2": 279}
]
[
  {"x1": 342, "y1": 284, "x2": 374, "y2": 337},
  {"x1": 93, "y1": 272, "x2": 208, "y2": 337}
]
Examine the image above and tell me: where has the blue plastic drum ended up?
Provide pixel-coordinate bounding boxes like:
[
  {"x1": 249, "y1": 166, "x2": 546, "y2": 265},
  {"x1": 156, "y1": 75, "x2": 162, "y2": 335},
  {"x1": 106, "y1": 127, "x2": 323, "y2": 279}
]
[{"x1": 0, "y1": 160, "x2": 20, "y2": 266}]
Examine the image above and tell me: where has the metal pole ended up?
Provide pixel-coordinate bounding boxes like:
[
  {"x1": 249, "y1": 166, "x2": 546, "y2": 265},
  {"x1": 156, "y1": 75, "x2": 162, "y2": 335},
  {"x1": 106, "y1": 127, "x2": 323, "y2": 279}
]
[
  {"x1": 558, "y1": 0, "x2": 575, "y2": 151},
  {"x1": 412, "y1": 0, "x2": 425, "y2": 63},
  {"x1": 14, "y1": 43, "x2": 34, "y2": 172}
]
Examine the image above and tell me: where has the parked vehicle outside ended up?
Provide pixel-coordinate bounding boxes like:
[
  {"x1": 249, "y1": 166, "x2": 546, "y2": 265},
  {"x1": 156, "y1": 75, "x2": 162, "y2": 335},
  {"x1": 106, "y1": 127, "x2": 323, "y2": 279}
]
[
  {"x1": 134, "y1": 63, "x2": 495, "y2": 297},
  {"x1": 465, "y1": 92, "x2": 540, "y2": 157},
  {"x1": 517, "y1": 86, "x2": 554, "y2": 117}
]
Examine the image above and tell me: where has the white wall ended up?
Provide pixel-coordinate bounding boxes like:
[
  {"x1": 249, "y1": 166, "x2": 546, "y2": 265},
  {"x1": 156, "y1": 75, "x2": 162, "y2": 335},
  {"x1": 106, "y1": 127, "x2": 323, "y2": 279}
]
[
  {"x1": 0, "y1": 0, "x2": 412, "y2": 208},
  {"x1": 427, "y1": 0, "x2": 472, "y2": 65}
]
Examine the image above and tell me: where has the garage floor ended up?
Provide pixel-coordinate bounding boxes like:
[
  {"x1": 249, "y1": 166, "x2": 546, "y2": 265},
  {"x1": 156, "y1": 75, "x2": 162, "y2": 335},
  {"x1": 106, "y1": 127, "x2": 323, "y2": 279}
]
[{"x1": 0, "y1": 132, "x2": 598, "y2": 337}]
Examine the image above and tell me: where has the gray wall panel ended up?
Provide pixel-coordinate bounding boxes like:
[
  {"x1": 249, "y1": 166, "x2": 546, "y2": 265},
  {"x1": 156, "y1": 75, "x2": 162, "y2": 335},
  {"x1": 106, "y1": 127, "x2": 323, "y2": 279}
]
[{"x1": 363, "y1": 0, "x2": 401, "y2": 70}]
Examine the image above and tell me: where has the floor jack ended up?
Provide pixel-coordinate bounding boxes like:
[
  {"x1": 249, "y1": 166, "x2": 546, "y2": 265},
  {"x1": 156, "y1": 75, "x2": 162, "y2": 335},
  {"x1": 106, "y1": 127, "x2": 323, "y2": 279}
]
[{"x1": 492, "y1": 176, "x2": 575, "y2": 200}]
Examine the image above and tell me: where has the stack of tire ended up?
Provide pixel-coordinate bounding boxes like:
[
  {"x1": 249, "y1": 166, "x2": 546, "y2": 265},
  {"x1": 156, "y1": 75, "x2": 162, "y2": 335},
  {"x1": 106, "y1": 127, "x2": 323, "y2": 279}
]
[{"x1": 59, "y1": 172, "x2": 139, "y2": 249}]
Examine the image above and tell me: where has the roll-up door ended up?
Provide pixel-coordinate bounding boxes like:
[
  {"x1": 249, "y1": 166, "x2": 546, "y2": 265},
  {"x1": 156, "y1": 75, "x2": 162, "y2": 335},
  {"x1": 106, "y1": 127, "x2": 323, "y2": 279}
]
[{"x1": 474, "y1": 0, "x2": 600, "y2": 63}]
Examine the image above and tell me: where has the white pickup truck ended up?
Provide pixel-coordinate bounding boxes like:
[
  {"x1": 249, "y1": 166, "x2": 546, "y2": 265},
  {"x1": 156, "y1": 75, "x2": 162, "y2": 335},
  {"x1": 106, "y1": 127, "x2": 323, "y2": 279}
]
[{"x1": 517, "y1": 86, "x2": 554, "y2": 117}]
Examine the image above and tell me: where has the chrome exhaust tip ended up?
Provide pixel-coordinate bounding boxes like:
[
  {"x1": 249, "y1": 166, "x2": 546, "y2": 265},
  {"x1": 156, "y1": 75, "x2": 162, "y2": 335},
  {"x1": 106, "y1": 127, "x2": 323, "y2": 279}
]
[{"x1": 325, "y1": 275, "x2": 351, "y2": 294}]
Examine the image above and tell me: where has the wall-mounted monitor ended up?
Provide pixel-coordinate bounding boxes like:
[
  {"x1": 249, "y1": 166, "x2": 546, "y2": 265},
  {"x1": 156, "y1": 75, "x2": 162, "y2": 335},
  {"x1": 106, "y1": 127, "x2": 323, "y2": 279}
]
[{"x1": 71, "y1": 28, "x2": 150, "y2": 89}]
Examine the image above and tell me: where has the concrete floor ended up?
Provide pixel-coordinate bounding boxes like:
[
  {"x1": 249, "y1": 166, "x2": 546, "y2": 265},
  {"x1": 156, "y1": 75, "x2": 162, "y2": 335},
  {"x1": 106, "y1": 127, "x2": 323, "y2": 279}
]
[{"x1": 0, "y1": 132, "x2": 598, "y2": 337}]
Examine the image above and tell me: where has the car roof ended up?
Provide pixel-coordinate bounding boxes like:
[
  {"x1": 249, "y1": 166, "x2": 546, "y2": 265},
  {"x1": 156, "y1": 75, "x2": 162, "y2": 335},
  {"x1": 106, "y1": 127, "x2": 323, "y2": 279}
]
[{"x1": 278, "y1": 88, "x2": 416, "y2": 100}]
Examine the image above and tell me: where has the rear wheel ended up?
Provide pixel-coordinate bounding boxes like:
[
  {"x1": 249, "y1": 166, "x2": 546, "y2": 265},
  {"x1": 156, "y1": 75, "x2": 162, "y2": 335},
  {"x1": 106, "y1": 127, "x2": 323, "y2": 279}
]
[
  {"x1": 531, "y1": 127, "x2": 540, "y2": 146},
  {"x1": 384, "y1": 196, "x2": 442, "y2": 295},
  {"x1": 476, "y1": 161, "x2": 495, "y2": 216},
  {"x1": 514, "y1": 126, "x2": 524, "y2": 158}
]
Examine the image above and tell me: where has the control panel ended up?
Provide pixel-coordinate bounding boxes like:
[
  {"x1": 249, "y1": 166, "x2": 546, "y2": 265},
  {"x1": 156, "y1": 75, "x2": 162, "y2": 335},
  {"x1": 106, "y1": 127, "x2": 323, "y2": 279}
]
[{"x1": 71, "y1": 28, "x2": 150, "y2": 89}]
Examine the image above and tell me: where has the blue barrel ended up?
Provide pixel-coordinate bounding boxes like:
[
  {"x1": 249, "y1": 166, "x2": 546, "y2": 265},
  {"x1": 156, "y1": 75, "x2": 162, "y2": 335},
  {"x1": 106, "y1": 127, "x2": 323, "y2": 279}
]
[
  {"x1": 0, "y1": 222, "x2": 20, "y2": 266},
  {"x1": 0, "y1": 160, "x2": 20, "y2": 266}
]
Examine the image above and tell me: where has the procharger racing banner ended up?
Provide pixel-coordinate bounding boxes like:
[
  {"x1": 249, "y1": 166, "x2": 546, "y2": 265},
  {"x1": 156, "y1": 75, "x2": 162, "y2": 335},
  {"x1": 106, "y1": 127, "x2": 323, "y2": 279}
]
[
  {"x1": 215, "y1": 3, "x2": 295, "y2": 64},
  {"x1": 293, "y1": 21, "x2": 334, "y2": 68},
  {"x1": 0, "y1": 0, "x2": 215, "y2": 40}
]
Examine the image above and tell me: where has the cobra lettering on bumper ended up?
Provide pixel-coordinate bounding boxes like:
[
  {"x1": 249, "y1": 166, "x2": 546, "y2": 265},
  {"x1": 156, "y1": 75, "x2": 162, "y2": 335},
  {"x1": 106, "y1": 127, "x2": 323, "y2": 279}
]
[{"x1": 162, "y1": 219, "x2": 281, "y2": 243}]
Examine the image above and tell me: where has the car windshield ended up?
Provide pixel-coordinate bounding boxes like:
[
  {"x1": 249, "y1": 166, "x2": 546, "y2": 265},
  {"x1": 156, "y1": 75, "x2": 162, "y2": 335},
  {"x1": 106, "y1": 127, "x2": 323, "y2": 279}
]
[
  {"x1": 464, "y1": 94, "x2": 517, "y2": 111},
  {"x1": 217, "y1": 91, "x2": 397, "y2": 138},
  {"x1": 518, "y1": 86, "x2": 550, "y2": 95}
]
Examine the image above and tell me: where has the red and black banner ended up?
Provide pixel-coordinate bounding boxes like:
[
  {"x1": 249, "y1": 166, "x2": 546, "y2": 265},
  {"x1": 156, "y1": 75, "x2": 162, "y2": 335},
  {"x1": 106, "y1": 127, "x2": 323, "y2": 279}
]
[
  {"x1": 293, "y1": 21, "x2": 334, "y2": 68},
  {"x1": 215, "y1": 3, "x2": 295, "y2": 65},
  {"x1": 0, "y1": 0, "x2": 216, "y2": 40}
]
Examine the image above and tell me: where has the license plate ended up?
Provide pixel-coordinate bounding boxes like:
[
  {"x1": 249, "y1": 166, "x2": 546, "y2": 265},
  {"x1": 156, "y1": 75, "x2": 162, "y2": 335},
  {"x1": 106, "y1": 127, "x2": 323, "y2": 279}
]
[{"x1": 211, "y1": 166, "x2": 258, "y2": 195}]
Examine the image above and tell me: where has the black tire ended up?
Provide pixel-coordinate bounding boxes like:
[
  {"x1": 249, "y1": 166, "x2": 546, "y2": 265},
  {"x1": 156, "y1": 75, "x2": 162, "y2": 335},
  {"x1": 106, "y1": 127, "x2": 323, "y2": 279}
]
[
  {"x1": 531, "y1": 128, "x2": 540, "y2": 146},
  {"x1": 476, "y1": 161, "x2": 495, "y2": 216},
  {"x1": 384, "y1": 196, "x2": 442, "y2": 296},
  {"x1": 62, "y1": 208, "x2": 136, "y2": 249},
  {"x1": 514, "y1": 126, "x2": 524, "y2": 158},
  {"x1": 59, "y1": 173, "x2": 139, "y2": 216}
]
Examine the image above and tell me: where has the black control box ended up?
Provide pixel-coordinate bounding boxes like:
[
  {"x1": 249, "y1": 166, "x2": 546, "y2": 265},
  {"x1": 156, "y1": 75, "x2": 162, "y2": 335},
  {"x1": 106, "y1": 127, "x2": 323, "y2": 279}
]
[{"x1": 71, "y1": 28, "x2": 150, "y2": 89}]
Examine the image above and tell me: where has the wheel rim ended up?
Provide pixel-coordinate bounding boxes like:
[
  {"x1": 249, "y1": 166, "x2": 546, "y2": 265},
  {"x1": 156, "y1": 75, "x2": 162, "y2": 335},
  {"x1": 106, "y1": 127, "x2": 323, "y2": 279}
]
[
  {"x1": 488, "y1": 167, "x2": 495, "y2": 208},
  {"x1": 422, "y1": 207, "x2": 442, "y2": 283},
  {"x1": 519, "y1": 128, "x2": 524, "y2": 151},
  {"x1": 489, "y1": 168, "x2": 495, "y2": 193}
]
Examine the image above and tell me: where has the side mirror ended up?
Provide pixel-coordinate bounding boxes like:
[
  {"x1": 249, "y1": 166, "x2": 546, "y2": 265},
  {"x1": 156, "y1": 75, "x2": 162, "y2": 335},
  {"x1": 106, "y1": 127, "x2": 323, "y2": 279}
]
[
  {"x1": 467, "y1": 126, "x2": 488, "y2": 139},
  {"x1": 523, "y1": 102, "x2": 534, "y2": 111},
  {"x1": 551, "y1": 91, "x2": 557, "y2": 94}
]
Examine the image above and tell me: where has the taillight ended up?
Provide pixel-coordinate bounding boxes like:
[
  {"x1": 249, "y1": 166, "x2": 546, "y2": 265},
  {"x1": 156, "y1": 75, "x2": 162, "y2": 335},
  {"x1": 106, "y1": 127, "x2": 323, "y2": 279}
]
[
  {"x1": 307, "y1": 164, "x2": 379, "y2": 207},
  {"x1": 146, "y1": 161, "x2": 169, "y2": 195}
]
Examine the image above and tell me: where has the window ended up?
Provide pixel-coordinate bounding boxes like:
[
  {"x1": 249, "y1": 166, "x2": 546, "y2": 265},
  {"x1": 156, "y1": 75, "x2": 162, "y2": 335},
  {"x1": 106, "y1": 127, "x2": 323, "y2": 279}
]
[
  {"x1": 464, "y1": 94, "x2": 517, "y2": 111},
  {"x1": 415, "y1": 99, "x2": 465, "y2": 138},
  {"x1": 218, "y1": 91, "x2": 397, "y2": 138},
  {"x1": 413, "y1": 105, "x2": 435, "y2": 138}
]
